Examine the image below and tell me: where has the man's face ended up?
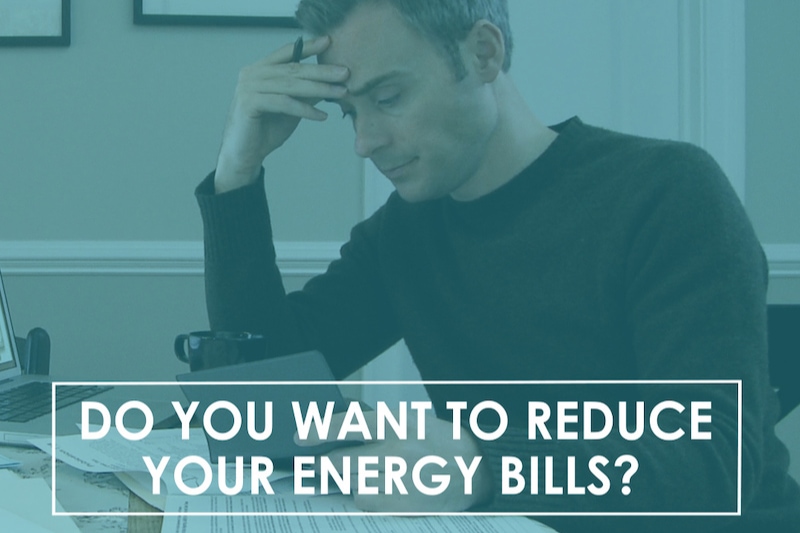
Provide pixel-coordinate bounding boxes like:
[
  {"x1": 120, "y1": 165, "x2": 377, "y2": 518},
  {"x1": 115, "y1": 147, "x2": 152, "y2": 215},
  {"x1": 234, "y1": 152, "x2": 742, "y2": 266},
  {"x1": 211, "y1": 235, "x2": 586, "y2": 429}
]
[{"x1": 320, "y1": 2, "x2": 498, "y2": 203}]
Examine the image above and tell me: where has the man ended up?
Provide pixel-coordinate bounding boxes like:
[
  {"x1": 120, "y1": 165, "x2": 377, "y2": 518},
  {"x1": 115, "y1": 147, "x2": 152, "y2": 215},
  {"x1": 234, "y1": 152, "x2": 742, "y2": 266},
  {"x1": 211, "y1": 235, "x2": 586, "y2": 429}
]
[{"x1": 195, "y1": 0, "x2": 800, "y2": 531}]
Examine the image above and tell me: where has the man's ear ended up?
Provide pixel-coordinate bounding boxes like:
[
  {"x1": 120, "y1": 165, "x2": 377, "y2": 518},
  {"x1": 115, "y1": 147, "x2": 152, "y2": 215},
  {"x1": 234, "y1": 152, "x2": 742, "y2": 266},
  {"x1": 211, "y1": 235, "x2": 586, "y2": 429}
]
[{"x1": 463, "y1": 20, "x2": 505, "y2": 82}]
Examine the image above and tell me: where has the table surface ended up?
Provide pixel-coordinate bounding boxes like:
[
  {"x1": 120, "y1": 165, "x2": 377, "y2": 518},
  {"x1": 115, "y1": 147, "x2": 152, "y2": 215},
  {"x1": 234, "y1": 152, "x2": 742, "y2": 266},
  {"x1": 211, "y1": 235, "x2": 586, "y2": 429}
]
[{"x1": 128, "y1": 493, "x2": 163, "y2": 533}]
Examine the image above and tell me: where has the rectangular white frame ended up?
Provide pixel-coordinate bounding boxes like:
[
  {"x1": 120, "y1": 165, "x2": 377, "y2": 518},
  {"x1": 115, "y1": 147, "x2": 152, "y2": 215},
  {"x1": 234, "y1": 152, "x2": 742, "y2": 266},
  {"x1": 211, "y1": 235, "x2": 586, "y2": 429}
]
[{"x1": 51, "y1": 379, "x2": 742, "y2": 518}]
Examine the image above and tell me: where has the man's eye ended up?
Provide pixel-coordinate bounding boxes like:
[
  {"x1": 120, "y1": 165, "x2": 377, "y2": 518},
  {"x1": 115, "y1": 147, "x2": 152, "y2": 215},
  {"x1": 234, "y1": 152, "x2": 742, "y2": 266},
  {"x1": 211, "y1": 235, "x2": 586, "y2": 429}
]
[{"x1": 376, "y1": 94, "x2": 400, "y2": 107}]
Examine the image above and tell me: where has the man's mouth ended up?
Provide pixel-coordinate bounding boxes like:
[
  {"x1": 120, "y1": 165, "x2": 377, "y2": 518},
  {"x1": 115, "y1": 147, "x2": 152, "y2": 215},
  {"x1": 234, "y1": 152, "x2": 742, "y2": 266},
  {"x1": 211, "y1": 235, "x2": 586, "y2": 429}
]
[{"x1": 378, "y1": 158, "x2": 418, "y2": 180}]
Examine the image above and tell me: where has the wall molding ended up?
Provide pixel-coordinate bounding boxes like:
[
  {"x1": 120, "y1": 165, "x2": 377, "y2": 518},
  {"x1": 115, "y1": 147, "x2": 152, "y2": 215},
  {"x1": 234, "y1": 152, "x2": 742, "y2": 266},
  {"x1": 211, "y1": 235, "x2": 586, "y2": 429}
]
[
  {"x1": 2, "y1": 240, "x2": 799, "y2": 280},
  {"x1": 0, "y1": 241, "x2": 343, "y2": 277},
  {"x1": 763, "y1": 244, "x2": 800, "y2": 280}
]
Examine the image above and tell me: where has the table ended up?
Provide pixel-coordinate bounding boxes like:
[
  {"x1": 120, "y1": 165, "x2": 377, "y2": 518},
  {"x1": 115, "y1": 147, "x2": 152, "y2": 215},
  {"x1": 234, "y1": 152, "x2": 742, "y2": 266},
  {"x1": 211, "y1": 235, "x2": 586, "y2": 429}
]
[{"x1": 128, "y1": 493, "x2": 163, "y2": 533}]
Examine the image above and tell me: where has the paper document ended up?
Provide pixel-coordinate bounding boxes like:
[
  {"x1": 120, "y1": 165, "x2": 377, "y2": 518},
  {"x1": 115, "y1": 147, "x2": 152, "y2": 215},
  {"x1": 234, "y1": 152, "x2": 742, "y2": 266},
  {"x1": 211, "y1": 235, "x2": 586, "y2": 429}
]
[
  {"x1": 161, "y1": 493, "x2": 558, "y2": 533},
  {"x1": 0, "y1": 444, "x2": 129, "y2": 528},
  {"x1": 30, "y1": 427, "x2": 210, "y2": 473},
  {"x1": 0, "y1": 451, "x2": 20, "y2": 469},
  {"x1": 0, "y1": 470, "x2": 81, "y2": 533},
  {"x1": 0, "y1": 508, "x2": 59, "y2": 533},
  {"x1": 116, "y1": 467, "x2": 294, "y2": 511}
]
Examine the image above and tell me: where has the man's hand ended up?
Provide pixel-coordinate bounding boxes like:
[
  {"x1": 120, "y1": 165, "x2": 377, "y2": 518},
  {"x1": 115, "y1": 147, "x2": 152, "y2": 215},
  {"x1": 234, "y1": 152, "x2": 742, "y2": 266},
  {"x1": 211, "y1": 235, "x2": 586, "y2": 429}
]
[
  {"x1": 295, "y1": 408, "x2": 494, "y2": 512},
  {"x1": 214, "y1": 36, "x2": 350, "y2": 193}
]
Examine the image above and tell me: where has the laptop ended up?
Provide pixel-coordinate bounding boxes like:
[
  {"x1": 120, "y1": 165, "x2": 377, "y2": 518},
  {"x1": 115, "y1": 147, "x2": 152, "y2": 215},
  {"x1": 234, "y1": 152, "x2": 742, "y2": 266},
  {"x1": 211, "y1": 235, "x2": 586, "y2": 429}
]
[{"x1": 0, "y1": 267, "x2": 172, "y2": 446}]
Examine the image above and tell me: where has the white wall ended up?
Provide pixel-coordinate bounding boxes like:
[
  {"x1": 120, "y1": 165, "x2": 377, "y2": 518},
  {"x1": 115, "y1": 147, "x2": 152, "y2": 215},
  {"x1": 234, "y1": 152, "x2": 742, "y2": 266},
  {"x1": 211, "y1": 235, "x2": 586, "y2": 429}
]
[{"x1": 0, "y1": 0, "x2": 356, "y2": 382}]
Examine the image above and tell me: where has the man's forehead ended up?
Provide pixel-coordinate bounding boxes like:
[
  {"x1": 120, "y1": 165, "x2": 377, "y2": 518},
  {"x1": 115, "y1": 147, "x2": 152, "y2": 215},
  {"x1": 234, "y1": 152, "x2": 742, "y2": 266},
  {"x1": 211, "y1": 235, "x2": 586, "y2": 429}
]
[
  {"x1": 317, "y1": 2, "x2": 422, "y2": 67},
  {"x1": 316, "y1": 3, "x2": 429, "y2": 94}
]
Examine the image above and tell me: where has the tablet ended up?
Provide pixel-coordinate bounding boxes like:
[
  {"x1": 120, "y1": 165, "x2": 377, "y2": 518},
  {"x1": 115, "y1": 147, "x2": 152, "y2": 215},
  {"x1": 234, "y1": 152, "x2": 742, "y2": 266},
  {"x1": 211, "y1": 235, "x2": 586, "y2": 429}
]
[{"x1": 177, "y1": 350, "x2": 358, "y2": 465}]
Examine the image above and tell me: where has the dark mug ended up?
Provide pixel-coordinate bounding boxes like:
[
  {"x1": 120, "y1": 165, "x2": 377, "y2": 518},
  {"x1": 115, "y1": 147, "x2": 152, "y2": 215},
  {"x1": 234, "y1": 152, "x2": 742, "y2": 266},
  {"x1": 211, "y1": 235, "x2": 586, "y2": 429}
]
[{"x1": 174, "y1": 331, "x2": 267, "y2": 372}]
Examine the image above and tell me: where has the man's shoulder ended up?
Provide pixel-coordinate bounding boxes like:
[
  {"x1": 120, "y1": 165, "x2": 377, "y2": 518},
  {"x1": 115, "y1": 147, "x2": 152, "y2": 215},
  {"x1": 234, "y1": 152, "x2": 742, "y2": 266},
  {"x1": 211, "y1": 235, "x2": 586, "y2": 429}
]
[
  {"x1": 562, "y1": 118, "x2": 715, "y2": 170},
  {"x1": 559, "y1": 118, "x2": 728, "y2": 198}
]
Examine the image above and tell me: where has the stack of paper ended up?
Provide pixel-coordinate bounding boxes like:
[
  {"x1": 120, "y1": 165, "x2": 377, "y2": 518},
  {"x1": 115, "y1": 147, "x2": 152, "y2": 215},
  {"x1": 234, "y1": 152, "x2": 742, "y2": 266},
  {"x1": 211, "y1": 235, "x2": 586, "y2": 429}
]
[
  {"x1": 161, "y1": 493, "x2": 558, "y2": 533},
  {"x1": 30, "y1": 429, "x2": 558, "y2": 533}
]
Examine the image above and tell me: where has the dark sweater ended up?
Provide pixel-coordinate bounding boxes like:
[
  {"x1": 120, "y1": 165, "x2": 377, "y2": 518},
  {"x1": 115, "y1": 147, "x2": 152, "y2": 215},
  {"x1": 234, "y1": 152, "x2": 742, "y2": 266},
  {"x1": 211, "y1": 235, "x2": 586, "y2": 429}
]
[{"x1": 196, "y1": 118, "x2": 800, "y2": 532}]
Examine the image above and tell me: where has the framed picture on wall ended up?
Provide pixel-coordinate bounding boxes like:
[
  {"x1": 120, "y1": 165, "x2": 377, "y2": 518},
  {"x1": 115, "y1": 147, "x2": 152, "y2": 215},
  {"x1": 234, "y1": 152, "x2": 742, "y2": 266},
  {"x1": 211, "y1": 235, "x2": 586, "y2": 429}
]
[
  {"x1": 0, "y1": 0, "x2": 70, "y2": 47},
  {"x1": 133, "y1": 0, "x2": 300, "y2": 28}
]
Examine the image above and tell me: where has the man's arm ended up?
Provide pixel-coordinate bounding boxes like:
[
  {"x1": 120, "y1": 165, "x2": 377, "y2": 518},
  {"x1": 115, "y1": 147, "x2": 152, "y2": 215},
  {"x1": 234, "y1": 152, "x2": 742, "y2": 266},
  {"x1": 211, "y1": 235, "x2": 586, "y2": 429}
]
[
  {"x1": 196, "y1": 171, "x2": 402, "y2": 376},
  {"x1": 196, "y1": 37, "x2": 401, "y2": 371}
]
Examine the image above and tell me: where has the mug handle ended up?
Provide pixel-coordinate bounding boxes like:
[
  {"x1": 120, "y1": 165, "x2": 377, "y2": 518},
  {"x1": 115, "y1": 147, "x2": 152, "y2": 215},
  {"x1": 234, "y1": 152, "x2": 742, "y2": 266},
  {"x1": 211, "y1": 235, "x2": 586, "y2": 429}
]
[{"x1": 174, "y1": 334, "x2": 190, "y2": 363}]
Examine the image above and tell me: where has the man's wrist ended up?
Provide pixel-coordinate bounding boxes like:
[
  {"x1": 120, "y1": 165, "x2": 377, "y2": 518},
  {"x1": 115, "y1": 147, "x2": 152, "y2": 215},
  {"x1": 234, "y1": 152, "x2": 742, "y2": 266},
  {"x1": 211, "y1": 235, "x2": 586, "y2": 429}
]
[{"x1": 214, "y1": 154, "x2": 261, "y2": 194}]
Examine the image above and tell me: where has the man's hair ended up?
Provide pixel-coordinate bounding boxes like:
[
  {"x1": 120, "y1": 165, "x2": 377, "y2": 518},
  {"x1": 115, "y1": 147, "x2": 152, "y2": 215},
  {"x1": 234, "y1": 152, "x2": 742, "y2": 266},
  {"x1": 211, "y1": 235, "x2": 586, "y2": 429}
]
[{"x1": 295, "y1": 0, "x2": 513, "y2": 79}]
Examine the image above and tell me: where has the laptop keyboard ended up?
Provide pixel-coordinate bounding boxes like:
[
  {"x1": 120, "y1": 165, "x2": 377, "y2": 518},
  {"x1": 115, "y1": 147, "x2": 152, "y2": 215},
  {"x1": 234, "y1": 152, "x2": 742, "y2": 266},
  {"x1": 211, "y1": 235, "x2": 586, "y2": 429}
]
[{"x1": 0, "y1": 382, "x2": 111, "y2": 423}]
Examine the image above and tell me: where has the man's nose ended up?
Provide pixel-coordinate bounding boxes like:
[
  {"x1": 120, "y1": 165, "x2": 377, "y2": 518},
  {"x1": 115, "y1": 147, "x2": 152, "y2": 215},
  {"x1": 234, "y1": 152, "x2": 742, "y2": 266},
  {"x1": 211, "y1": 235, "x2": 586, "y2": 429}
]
[{"x1": 353, "y1": 116, "x2": 390, "y2": 158}]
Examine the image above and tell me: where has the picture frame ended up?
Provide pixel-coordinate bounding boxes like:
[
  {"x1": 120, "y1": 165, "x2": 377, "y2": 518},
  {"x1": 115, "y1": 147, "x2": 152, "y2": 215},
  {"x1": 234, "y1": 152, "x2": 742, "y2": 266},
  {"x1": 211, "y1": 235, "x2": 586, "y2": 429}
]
[
  {"x1": 133, "y1": 0, "x2": 300, "y2": 28},
  {"x1": 0, "y1": 0, "x2": 70, "y2": 47}
]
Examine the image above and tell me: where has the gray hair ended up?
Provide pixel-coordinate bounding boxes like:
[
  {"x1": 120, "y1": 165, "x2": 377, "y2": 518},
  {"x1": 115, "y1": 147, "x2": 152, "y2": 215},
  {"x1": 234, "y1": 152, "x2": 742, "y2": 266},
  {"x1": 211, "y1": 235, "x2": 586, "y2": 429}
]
[{"x1": 295, "y1": 0, "x2": 513, "y2": 79}]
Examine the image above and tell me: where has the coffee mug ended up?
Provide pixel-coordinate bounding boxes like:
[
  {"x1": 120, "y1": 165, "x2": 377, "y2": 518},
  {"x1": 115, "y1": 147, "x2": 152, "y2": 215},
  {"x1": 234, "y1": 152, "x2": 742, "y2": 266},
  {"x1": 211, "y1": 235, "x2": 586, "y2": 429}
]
[{"x1": 174, "y1": 331, "x2": 267, "y2": 372}]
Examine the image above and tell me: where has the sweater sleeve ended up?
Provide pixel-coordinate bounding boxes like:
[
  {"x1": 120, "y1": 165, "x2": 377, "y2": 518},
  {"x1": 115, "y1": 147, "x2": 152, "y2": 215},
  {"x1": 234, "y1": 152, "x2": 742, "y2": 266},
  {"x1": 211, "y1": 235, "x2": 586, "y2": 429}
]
[
  {"x1": 195, "y1": 170, "x2": 401, "y2": 378},
  {"x1": 473, "y1": 144, "x2": 782, "y2": 532}
]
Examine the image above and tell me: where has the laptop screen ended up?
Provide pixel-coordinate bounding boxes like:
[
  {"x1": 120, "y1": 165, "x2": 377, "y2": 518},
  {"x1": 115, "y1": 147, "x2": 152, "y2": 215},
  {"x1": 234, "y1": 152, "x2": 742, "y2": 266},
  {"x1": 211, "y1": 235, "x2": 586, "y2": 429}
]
[{"x1": 0, "y1": 268, "x2": 21, "y2": 375}]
